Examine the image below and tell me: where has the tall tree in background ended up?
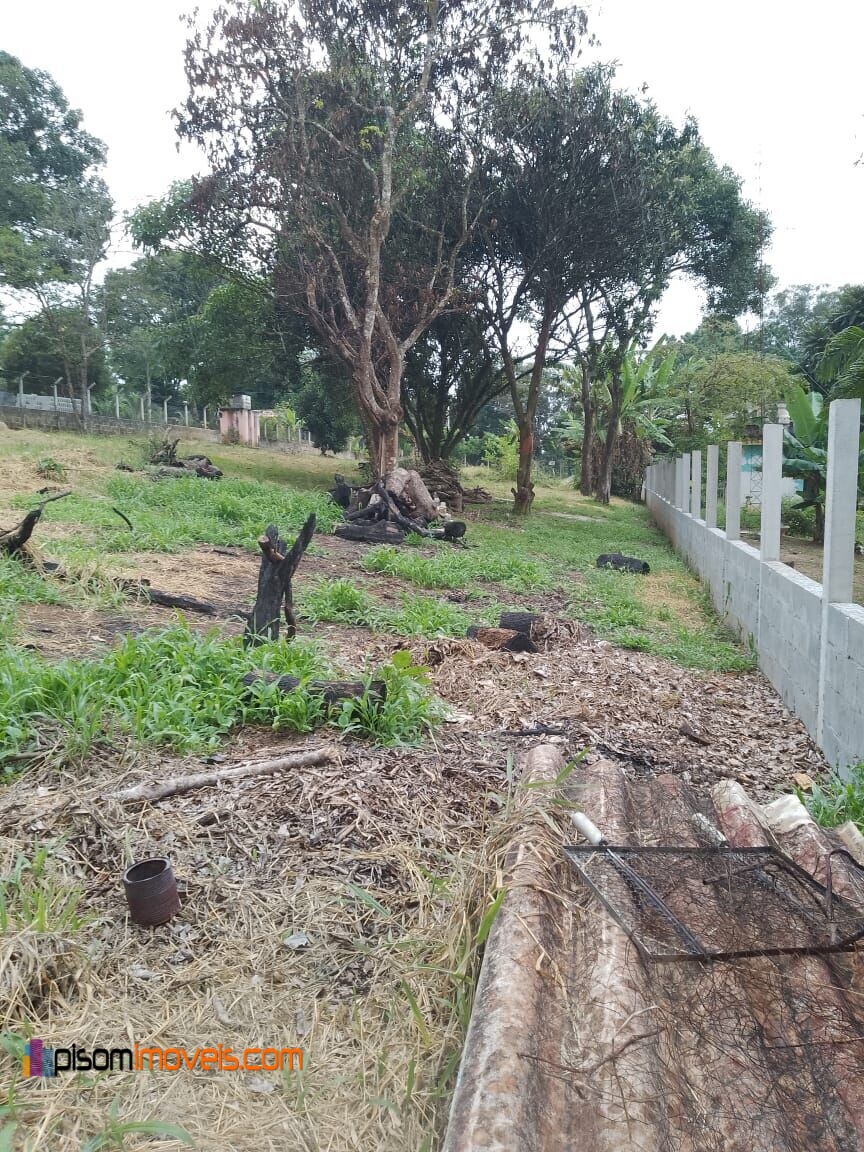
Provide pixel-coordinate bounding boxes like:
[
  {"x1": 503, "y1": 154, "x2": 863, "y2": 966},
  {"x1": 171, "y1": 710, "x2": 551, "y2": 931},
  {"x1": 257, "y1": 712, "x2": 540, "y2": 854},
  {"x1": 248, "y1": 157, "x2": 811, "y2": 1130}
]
[
  {"x1": 0, "y1": 52, "x2": 112, "y2": 423},
  {"x1": 171, "y1": 0, "x2": 584, "y2": 476},
  {"x1": 401, "y1": 311, "x2": 507, "y2": 464}
]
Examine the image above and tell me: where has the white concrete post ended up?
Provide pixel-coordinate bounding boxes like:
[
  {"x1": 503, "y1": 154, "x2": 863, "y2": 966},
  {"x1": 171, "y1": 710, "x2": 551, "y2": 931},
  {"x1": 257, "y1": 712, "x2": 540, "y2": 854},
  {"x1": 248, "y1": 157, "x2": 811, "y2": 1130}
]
[
  {"x1": 691, "y1": 450, "x2": 702, "y2": 519},
  {"x1": 681, "y1": 453, "x2": 691, "y2": 512},
  {"x1": 821, "y1": 399, "x2": 861, "y2": 604},
  {"x1": 705, "y1": 445, "x2": 719, "y2": 529},
  {"x1": 760, "y1": 424, "x2": 784, "y2": 562},
  {"x1": 674, "y1": 456, "x2": 683, "y2": 507},
  {"x1": 184, "y1": 401, "x2": 189, "y2": 427},
  {"x1": 817, "y1": 398, "x2": 862, "y2": 746},
  {"x1": 139, "y1": 396, "x2": 145, "y2": 422},
  {"x1": 726, "y1": 442, "x2": 742, "y2": 540},
  {"x1": 18, "y1": 376, "x2": 24, "y2": 407},
  {"x1": 53, "y1": 382, "x2": 59, "y2": 412},
  {"x1": 114, "y1": 391, "x2": 120, "y2": 419},
  {"x1": 163, "y1": 398, "x2": 169, "y2": 425},
  {"x1": 203, "y1": 406, "x2": 208, "y2": 429}
]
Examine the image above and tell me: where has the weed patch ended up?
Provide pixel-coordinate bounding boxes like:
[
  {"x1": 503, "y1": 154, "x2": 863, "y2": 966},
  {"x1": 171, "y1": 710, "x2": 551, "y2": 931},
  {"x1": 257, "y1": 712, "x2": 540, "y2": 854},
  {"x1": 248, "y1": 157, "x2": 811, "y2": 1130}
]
[
  {"x1": 802, "y1": 764, "x2": 864, "y2": 833},
  {"x1": 0, "y1": 624, "x2": 443, "y2": 767}
]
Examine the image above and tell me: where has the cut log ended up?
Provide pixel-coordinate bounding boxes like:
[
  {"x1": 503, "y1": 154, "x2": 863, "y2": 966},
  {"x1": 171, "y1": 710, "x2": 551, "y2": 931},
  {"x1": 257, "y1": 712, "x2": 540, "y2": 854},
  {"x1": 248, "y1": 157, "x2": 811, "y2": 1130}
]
[
  {"x1": 0, "y1": 491, "x2": 71, "y2": 557},
  {"x1": 334, "y1": 522, "x2": 405, "y2": 545},
  {"x1": 383, "y1": 468, "x2": 439, "y2": 522},
  {"x1": 499, "y1": 611, "x2": 542, "y2": 635},
  {"x1": 112, "y1": 746, "x2": 337, "y2": 803},
  {"x1": 245, "y1": 514, "x2": 316, "y2": 646},
  {"x1": 139, "y1": 588, "x2": 218, "y2": 616},
  {"x1": 596, "y1": 553, "x2": 650, "y2": 575},
  {"x1": 242, "y1": 671, "x2": 386, "y2": 706},
  {"x1": 466, "y1": 625, "x2": 538, "y2": 654}
]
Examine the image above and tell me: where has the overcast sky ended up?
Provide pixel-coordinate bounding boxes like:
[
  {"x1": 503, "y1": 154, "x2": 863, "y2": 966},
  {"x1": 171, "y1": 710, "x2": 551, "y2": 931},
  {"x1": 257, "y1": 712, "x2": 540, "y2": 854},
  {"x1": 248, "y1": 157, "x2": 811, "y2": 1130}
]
[{"x1": 4, "y1": 0, "x2": 863, "y2": 336}]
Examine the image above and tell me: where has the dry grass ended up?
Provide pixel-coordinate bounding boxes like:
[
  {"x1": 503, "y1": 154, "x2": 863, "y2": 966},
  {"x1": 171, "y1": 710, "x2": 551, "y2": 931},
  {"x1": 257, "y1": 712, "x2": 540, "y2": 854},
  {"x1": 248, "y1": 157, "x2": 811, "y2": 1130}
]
[{"x1": 0, "y1": 733, "x2": 516, "y2": 1152}]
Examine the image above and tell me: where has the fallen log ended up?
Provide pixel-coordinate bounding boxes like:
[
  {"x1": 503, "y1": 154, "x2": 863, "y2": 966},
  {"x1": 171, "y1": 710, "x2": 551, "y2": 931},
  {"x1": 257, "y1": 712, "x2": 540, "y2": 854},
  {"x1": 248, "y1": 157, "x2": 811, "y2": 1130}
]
[
  {"x1": 0, "y1": 491, "x2": 71, "y2": 557},
  {"x1": 138, "y1": 587, "x2": 218, "y2": 616},
  {"x1": 112, "y1": 746, "x2": 337, "y2": 803},
  {"x1": 466, "y1": 625, "x2": 538, "y2": 654},
  {"x1": 242, "y1": 671, "x2": 386, "y2": 705},
  {"x1": 245, "y1": 514, "x2": 316, "y2": 645},
  {"x1": 596, "y1": 553, "x2": 650, "y2": 575},
  {"x1": 334, "y1": 521, "x2": 405, "y2": 545}
]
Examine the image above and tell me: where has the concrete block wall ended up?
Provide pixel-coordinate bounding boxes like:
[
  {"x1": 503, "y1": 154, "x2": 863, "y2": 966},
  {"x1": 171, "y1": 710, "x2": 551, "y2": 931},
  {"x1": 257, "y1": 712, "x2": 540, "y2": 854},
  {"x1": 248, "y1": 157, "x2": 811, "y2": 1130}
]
[{"x1": 645, "y1": 404, "x2": 863, "y2": 771}]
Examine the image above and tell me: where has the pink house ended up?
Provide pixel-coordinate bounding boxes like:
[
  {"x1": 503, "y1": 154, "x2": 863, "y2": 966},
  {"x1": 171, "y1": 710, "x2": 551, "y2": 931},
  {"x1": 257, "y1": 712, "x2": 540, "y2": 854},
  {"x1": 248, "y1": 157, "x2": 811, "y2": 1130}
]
[{"x1": 219, "y1": 395, "x2": 260, "y2": 446}]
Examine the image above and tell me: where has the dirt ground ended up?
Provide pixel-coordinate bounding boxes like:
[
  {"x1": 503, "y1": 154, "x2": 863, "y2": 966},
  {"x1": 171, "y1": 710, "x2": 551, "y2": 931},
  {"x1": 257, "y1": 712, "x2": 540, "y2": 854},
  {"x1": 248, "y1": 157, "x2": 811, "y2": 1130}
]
[{"x1": 0, "y1": 432, "x2": 834, "y2": 1151}]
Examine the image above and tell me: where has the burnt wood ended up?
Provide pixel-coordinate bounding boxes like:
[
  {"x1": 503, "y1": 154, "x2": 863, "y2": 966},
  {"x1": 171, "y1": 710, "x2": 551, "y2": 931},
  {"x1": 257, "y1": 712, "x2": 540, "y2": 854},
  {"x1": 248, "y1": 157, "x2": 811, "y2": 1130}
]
[
  {"x1": 245, "y1": 514, "x2": 316, "y2": 646},
  {"x1": 466, "y1": 625, "x2": 538, "y2": 653},
  {"x1": 334, "y1": 521, "x2": 405, "y2": 545},
  {"x1": 596, "y1": 553, "x2": 650, "y2": 575},
  {"x1": 498, "y1": 611, "x2": 541, "y2": 635},
  {"x1": 0, "y1": 491, "x2": 71, "y2": 557},
  {"x1": 242, "y1": 671, "x2": 386, "y2": 706}
]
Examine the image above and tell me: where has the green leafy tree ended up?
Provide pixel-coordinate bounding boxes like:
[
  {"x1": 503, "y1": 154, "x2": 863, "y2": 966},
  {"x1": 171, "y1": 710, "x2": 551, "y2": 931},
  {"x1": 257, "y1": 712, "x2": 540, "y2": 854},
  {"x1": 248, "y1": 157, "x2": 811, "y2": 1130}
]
[
  {"x1": 156, "y1": 0, "x2": 585, "y2": 477},
  {"x1": 0, "y1": 308, "x2": 110, "y2": 397},
  {"x1": 294, "y1": 361, "x2": 359, "y2": 454},
  {"x1": 0, "y1": 54, "x2": 112, "y2": 422}
]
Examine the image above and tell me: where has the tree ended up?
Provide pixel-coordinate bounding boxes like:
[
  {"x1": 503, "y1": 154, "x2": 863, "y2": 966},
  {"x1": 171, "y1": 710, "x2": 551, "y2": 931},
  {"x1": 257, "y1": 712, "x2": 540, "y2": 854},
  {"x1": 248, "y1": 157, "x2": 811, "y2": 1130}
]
[
  {"x1": 401, "y1": 311, "x2": 507, "y2": 464},
  {"x1": 0, "y1": 308, "x2": 110, "y2": 398},
  {"x1": 663, "y1": 321, "x2": 793, "y2": 450},
  {"x1": 0, "y1": 54, "x2": 112, "y2": 424},
  {"x1": 166, "y1": 0, "x2": 584, "y2": 477},
  {"x1": 0, "y1": 51, "x2": 103, "y2": 237},
  {"x1": 478, "y1": 65, "x2": 767, "y2": 511},
  {"x1": 294, "y1": 359, "x2": 358, "y2": 454}
]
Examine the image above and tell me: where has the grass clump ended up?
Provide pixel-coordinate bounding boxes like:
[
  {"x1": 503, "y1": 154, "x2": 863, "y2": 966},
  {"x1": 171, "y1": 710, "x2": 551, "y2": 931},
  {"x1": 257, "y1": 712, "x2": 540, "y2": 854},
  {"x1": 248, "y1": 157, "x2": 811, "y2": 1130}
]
[
  {"x1": 17, "y1": 474, "x2": 342, "y2": 554},
  {"x1": 0, "y1": 622, "x2": 444, "y2": 767},
  {"x1": 0, "y1": 845, "x2": 84, "y2": 933},
  {"x1": 801, "y1": 764, "x2": 864, "y2": 833},
  {"x1": 335, "y1": 650, "x2": 447, "y2": 745},
  {"x1": 300, "y1": 578, "x2": 478, "y2": 638},
  {"x1": 361, "y1": 542, "x2": 551, "y2": 594},
  {"x1": 35, "y1": 457, "x2": 68, "y2": 481}
]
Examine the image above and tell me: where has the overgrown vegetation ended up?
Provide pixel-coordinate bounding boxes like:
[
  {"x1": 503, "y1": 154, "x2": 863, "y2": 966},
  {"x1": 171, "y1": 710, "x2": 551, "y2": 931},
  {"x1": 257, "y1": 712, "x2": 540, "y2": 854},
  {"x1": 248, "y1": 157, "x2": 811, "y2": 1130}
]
[
  {"x1": 801, "y1": 764, "x2": 864, "y2": 833},
  {"x1": 0, "y1": 624, "x2": 443, "y2": 768},
  {"x1": 301, "y1": 578, "x2": 484, "y2": 638},
  {"x1": 14, "y1": 473, "x2": 342, "y2": 555}
]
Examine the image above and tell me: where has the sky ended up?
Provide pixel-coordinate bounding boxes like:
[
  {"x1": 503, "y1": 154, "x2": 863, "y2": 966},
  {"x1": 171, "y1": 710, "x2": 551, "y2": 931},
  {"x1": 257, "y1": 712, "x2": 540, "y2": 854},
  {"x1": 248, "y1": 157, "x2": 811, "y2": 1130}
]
[{"x1": 3, "y1": 0, "x2": 863, "y2": 337}]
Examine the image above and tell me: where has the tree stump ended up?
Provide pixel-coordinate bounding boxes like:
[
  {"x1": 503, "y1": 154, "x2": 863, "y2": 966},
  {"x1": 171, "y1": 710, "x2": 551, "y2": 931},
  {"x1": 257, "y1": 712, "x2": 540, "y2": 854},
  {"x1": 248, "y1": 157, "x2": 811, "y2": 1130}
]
[
  {"x1": 244, "y1": 514, "x2": 316, "y2": 646},
  {"x1": 0, "y1": 491, "x2": 71, "y2": 557}
]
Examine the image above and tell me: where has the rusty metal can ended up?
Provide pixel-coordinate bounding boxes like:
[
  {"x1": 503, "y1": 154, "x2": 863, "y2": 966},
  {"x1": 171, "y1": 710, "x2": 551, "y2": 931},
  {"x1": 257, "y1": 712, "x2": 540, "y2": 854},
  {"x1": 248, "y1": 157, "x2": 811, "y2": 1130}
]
[{"x1": 122, "y1": 858, "x2": 180, "y2": 926}]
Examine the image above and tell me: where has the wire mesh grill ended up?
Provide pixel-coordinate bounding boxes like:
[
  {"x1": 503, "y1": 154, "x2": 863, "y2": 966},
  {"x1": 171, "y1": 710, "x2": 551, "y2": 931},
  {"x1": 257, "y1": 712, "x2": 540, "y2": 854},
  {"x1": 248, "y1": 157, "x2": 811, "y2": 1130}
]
[{"x1": 564, "y1": 845, "x2": 864, "y2": 963}]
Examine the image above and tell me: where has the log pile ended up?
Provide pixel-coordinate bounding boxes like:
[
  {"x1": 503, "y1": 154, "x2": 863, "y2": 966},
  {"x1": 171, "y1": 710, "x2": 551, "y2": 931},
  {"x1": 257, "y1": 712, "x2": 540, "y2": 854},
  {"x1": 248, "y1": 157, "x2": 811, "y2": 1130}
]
[
  {"x1": 419, "y1": 460, "x2": 464, "y2": 514},
  {"x1": 148, "y1": 437, "x2": 223, "y2": 479},
  {"x1": 333, "y1": 468, "x2": 467, "y2": 546}
]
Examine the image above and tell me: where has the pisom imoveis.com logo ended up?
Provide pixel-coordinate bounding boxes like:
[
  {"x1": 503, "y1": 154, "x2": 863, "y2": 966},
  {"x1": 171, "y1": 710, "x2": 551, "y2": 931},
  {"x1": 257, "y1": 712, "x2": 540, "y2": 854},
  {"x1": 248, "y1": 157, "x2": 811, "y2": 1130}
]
[{"x1": 20, "y1": 1038, "x2": 303, "y2": 1076}]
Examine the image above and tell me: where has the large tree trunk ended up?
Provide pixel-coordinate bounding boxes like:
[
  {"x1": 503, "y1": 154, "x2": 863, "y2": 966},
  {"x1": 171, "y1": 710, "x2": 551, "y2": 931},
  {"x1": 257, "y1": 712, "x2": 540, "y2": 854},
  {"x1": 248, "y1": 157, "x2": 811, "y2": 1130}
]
[
  {"x1": 580, "y1": 362, "x2": 595, "y2": 496},
  {"x1": 594, "y1": 385, "x2": 623, "y2": 505},
  {"x1": 512, "y1": 423, "x2": 535, "y2": 515}
]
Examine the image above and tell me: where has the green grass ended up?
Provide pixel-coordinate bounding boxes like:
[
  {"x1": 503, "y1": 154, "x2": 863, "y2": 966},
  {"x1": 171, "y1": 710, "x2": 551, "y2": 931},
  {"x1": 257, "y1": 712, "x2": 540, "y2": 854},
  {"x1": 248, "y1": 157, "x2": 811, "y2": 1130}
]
[
  {"x1": 14, "y1": 474, "x2": 342, "y2": 555},
  {"x1": 299, "y1": 578, "x2": 483, "y2": 637},
  {"x1": 801, "y1": 763, "x2": 864, "y2": 833},
  {"x1": 361, "y1": 542, "x2": 554, "y2": 594},
  {"x1": 0, "y1": 623, "x2": 443, "y2": 767},
  {"x1": 0, "y1": 555, "x2": 64, "y2": 640}
]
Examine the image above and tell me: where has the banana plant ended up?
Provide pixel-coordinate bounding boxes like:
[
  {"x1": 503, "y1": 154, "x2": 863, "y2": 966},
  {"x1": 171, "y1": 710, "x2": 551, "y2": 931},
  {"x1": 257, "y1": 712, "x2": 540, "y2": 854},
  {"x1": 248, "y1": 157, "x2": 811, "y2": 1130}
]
[
  {"x1": 816, "y1": 325, "x2": 864, "y2": 399},
  {"x1": 614, "y1": 341, "x2": 677, "y2": 447},
  {"x1": 783, "y1": 383, "x2": 864, "y2": 543}
]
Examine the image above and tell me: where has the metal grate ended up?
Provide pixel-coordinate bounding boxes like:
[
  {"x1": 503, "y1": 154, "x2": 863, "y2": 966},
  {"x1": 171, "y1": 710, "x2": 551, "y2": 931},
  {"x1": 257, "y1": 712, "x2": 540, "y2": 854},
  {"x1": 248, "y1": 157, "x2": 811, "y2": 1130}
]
[{"x1": 563, "y1": 845, "x2": 864, "y2": 964}]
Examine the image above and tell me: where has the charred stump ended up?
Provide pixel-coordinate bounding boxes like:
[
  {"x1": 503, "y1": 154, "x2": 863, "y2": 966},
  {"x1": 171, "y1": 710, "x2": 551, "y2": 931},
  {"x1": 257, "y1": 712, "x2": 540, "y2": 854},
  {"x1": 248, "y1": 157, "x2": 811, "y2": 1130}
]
[
  {"x1": 0, "y1": 491, "x2": 71, "y2": 558},
  {"x1": 245, "y1": 514, "x2": 316, "y2": 646}
]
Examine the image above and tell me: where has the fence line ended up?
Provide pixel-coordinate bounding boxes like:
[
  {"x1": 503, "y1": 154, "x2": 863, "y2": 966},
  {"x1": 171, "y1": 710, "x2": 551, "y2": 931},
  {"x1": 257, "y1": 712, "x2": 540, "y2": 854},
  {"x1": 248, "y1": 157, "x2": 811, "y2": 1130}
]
[{"x1": 645, "y1": 399, "x2": 864, "y2": 772}]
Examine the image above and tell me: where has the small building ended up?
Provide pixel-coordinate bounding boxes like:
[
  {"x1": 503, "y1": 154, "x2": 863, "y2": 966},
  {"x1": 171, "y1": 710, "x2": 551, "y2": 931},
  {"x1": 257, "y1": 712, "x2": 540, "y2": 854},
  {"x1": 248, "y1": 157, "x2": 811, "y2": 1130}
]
[{"x1": 219, "y1": 394, "x2": 260, "y2": 447}]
